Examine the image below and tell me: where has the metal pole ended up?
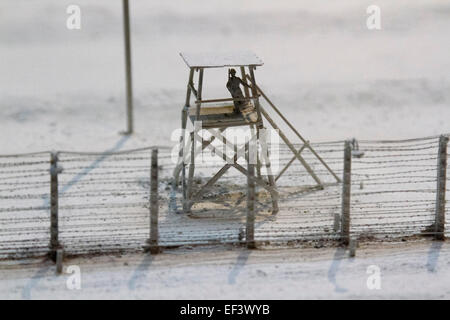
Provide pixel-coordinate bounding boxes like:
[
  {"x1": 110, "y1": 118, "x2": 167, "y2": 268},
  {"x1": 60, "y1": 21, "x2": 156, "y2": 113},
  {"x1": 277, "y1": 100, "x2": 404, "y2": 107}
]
[
  {"x1": 149, "y1": 149, "x2": 160, "y2": 253},
  {"x1": 341, "y1": 141, "x2": 352, "y2": 245},
  {"x1": 246, "y1": 144, "x2": 256, "y2": 249},
  {"x1": 122, "y1": 0, "x2": 133, "y2": 134},
  {"x1": 435, "y1": 135, "x2": 448, "y2": 240},
  {"x1": 50, "y1": 152, "x2": 60, "y2": 260}
]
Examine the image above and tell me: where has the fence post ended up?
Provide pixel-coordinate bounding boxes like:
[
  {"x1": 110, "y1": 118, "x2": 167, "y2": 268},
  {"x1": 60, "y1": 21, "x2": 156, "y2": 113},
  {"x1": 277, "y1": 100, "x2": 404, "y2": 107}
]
[
  {"x1": 435, "y1": 135, "x2": 448, "y2": 240},
  {"x1": 56, "y1": 249, "x2": 64, "y2": 274},
  {"x1": 246, "y1": 144, "x2": 256, "y2": 249},
  {"x1": 49, "y1": 152, "x2": 61, "y2": 260},
  {"x1": 148, "y1": 149, "x2": 160, "y2": 254},
  {"x1": 341, "y1": 141, "x2": 352, "y2": 245},
  {"x1": 333, "y1": 212, "x2": 340, "y2": 232}
]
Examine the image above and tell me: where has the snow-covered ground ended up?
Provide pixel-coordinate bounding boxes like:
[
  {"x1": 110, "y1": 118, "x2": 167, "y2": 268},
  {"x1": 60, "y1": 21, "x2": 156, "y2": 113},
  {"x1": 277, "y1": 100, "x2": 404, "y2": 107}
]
[
  {"x1": 1, "y1": 0, "x2": 449, "y2": 152},
  {"x1": 1, "y1": 0, "x2": 449, "y2": 299},
  {"x1": 1, "y1": 240, "x2": 450, "y2": 299}
]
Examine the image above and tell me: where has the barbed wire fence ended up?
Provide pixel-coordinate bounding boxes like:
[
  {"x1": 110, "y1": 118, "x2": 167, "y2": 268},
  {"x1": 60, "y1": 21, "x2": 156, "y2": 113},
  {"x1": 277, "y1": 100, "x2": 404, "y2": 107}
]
[{"x1": 0, "y1": 134, "x2": 448, "y2": 260}]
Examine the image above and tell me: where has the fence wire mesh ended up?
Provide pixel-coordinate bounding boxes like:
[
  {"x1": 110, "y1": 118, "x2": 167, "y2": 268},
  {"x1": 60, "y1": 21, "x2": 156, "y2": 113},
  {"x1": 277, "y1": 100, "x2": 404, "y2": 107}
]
[{"x1": 0, "y1": 135, "x2": 448, "y2": 259}]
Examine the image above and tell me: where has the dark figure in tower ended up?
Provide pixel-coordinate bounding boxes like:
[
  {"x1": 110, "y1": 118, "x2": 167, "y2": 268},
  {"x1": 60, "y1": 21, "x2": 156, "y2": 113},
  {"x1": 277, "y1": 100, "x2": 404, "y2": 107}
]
[{"x1": 226, "y1": 68, "x2": 251, "y2": 114}]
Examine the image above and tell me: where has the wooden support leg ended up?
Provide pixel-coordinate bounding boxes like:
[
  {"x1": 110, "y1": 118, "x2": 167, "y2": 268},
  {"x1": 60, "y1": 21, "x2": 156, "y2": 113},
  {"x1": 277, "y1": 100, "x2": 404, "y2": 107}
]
[
  {"x1": 258, "y1": 130, "x2": 279, "y2": 214},
  {"x1": 180, "y1": 109, "x2": 188, "y2": 203},
  {"x1": 175, "y1": 67, "x2": 194, "y2": 186},
  {"x1": 185, "y1": 132, "x2": 196, "y2": 212},
  {"x1": 174, "y1": 110, "x2": 188, "y2": 187},
  {"x1": 182, "y1": 161, "x2": 187, "y2": 204},
  {"x1": 254, "y1": 126, "x2": 262, "y2": 180}
]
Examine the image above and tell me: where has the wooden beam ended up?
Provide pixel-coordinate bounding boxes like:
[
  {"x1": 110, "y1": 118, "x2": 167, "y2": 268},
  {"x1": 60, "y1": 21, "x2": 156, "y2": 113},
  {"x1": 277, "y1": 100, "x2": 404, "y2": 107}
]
[
  {"x1": 188, "y1": 82, "x2": 198, "y2": 99},
  {"x1": 275, "y1": 143, "x2": 308, "y2": 181},
  {"x1": 189, "y1": 106, "x2": 234, "y2": 116},
  {"x1": 188, "y1": 128, "x2": 252, "y2": 207},
  {"x1": 254, "y1": 126, "x2": 262, "y2": 179},
  {"x1": 259, "y1": 106, "x2": 323, "y2": 187},
  {"x1": 248, "y1": 67, "x2": 262, "y2": 125},
  {"x1": 190, "y1": 164, "x2": 232, "y2": 204},
  {"x1": 185, "y1": 133, "x2": 196, "y2": 211},
  {"x1": 197, "y1": 129, "x2": 276, "y2": 195},
  {"x1": 246, "y1": 75, "x2": 340, "y2": 183},
  {"x1": 187, "y1": 128, "x2": 278, "y2": 210},
  {"x1": 173, "y1": 128, "x2": 227, "y2": 182},
  {"x1": 195, "y1": 96, "x2": 260, "y2": 104},
  {"x1": 240, "y1": 66, "x2": 250, "y2": 98},
  {"x1": 195, "y1": 68, "x2": 204, "y2": 119},
  {"x1": 258, "y1": 130, "x2": 279, "y2": 214},
  {"x1": 233, "y1": 164, "x2": 278, "y2": 195},
  {"x1": 174, "y1": 68, "x2": 195, "y2": 188},
  {"x1": 185, "y1": 68, "x2": 195, "y2": 107}
]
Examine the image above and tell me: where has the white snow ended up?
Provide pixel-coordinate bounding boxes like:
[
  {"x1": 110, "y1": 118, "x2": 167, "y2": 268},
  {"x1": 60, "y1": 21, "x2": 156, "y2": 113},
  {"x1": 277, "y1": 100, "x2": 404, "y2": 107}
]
[
  {"x1": 1, "y1": 0, "x2": 449, "y2": 153},
  {"x1": 1, "y1": 241, "x2": 450, "y2": 299},
  {"x1": 0, "y1": 0, "x2": 450, "y2": 299}
]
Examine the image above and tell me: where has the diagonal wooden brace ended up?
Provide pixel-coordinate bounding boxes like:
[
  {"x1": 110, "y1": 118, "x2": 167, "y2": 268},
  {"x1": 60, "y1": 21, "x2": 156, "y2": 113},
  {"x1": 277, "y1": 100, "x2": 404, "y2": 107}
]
[
  {"x1": 246, "y1": 75, "x2": 340, "y2": 183},
  {"x1": 173, "y1": 128, "x2": 224, "y2": 182},
  {"x1": 259, "y1": 107, "x2": 323, "y2": 188},
  {"x1": 275, "y1": 143, "x2": 308, "y2": 181},
  {"x1": 190, "y1": 164, "x2": 232, "y2": 204}
]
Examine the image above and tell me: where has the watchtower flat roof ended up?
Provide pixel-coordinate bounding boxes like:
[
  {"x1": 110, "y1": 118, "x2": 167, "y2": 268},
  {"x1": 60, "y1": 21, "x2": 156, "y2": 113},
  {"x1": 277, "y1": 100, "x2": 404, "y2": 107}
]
[{"x1": 180, "y1": 51, "x2": 263, "y2": 68}]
